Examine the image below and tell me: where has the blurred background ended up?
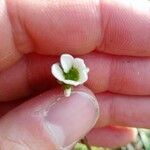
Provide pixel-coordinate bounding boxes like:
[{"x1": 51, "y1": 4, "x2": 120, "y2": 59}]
[{"x1": 74, "y1": 129, "x2": 150, "y2": 150}]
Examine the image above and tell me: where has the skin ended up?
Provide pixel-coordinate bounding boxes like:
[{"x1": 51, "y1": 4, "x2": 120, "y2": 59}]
[{"x1": 0, "y1": 0, "x2": 150, "y2": 149}]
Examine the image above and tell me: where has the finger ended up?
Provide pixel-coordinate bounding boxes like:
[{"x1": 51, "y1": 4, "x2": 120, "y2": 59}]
[
  {"x1": 0, "y1": 54, "x2": 57, "y2": 101},
  {"x1": 87, "y1": 126, "x2": 137, "y2": 148},
  {"x1": 7, "y1": 0, "x2": 150, "y2": 57},
  {"x1": 1, "y1": 91, "x2": 150, "y2": 131},
  {"x1": 96, "y1": 93, "x2": 150, "y2": 128},
  {"x1": 0, "y1": 86, "x2": 99, "y2": 150},
  {"x1": 84, "y1": 52, "x2": 150, "y2": 95},
  {"x1": 1, "y1": 52, "x2": 150, "y2": 101},
  {"x1": 98, "y1": 0, "x2": 150, "y2": 56},
  {"x1": 1, "y1": 0, "x2": 101, "y2": 71},
  {"x1": 0, "y1": 0, "x2": 22, "y2": 71},
  {"x1": 2, "y1": 0, "x2": 150, "y2": 71},
  {"x1": 1, "y1": 89, "x2": 150, "y2": 130}
]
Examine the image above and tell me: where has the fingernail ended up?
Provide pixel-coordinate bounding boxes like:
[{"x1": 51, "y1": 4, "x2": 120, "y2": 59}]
[{"x1": 45, "y1": 91, "x2": 99, "y2": 149}]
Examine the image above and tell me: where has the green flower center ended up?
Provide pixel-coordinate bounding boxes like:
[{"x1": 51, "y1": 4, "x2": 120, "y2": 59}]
[{"x1": 63, "y1": 67, "x2": 79, "y2": 81}]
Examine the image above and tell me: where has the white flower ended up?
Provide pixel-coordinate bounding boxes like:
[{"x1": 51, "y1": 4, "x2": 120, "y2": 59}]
[{"x1": 51, "y1": 54, "x2": 89, "y2": 97}]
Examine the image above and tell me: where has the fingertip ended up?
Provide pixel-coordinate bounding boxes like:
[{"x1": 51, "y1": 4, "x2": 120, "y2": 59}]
[{"x1": 87, "y1": 126, "x2": 137, "y2": 148}]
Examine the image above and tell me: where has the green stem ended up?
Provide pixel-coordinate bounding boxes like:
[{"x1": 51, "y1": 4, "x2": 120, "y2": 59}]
[{"x1": 81, "y1": 137, "x2": 92, "y2": 150}]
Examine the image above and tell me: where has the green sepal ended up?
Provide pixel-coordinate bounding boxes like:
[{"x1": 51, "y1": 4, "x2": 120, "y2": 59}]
[{"x1": 62, "y1": 84, "x2": 72, "y2": 89}]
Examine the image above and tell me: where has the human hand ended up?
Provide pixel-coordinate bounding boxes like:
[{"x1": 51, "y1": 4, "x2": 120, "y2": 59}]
[{"x1": 0, "y1": 0, "x2": 150, "y2": 149}]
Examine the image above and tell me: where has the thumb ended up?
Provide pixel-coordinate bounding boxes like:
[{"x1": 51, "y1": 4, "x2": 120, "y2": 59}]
[{"x1": 0, "y1": 86, "x2": 99, "y2": 150}]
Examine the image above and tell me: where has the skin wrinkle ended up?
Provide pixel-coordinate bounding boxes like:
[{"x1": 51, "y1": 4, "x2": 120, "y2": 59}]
[
  {"x1": 0, "y1": 136, "x2": 30, "y2": 150},
  {"x1": 5, "y1": 0, "x2": 21, "y2": 54},
  {"x1": 107, "y1": 56, "x2": 140, "y2": 94},
  {"x1": 0, "y1": 56, "x2": 32, "y2": 101},
  {"x1": 22, "y1": 56, "x2": 33, "y2": 99},
  {"x1": 105, "y1": 54, "x2": 115, "y2": 94},
  {"x1": 26, "y1": 55, "x2": 37, "y2": 94},
  {"x1": 83, "y1": 52, "x2": 111, "y2": 93},
  {"x1": 25, "y1": 54, "x2": 60, "y2": 99},
  {"x1": 0, "y1": 52, "x2": 18, "y2": 67},
  {"x1": 109, "y1": 96, "x2": 133, "y2": 126},
  {"x1": 21, "y1": 140, "x2": 34, "y2": 150},
  {"x1": 25, "y1": 56, "x2": 53, "y2": 99},
  {"x1": 0, "y1": 0, "x2": 22, "y2": 71},
  {"x1": 108, "y1": 56, "x2": 125, "y2": 93},
  {"x1": 92, "y1": 0, "x2": 102, "y2": 48},
  {"x1": 24, "y1": 56, "x2": 35, "y2": 97},
  {"x1": 108, "y1": 94, "x2": 116, "y2": 126},
  {"x1": 6, "y1": 0, "x2": 34, "y2": 54},
  {"x1": 96, "y1": 93, "x2": 116, "y2": 127},
  {"x1": 98, "y1": 0, "x2": 111, "y2": 51}
]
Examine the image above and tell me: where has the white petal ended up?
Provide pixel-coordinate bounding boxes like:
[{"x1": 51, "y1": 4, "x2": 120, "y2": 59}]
[
  {"x1": 78, "y1": 71, "x2": 88, "y2": 84},
  {"x1": 73, "y1": 58, "x2": 87, "y2": 71},
  {"x1": 51, "y1": 63, "x2": 65, "y2": 81},
  {"x1": 86, "y1": 67, "x2": 90, "y2": 73},
  {"x1": 63, "y1": 79, "x2": 80, "y2": 86},
  {"x1": 60, "y1": 54, "x2": 74, "y2": 73}
]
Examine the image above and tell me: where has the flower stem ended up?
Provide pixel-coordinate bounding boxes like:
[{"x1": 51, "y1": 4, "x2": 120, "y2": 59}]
[
  {"x1": 64, "y1": 88, "x2": 72, "y2": 97},
  {"x1": 62, "y1": 84, "x2": 72, "y2": 97},
  {"x1": 81, "y1": 137, "x2": 92, "y2": 150}
]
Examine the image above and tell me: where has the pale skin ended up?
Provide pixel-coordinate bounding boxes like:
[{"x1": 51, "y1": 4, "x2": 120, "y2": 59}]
[{"x1": 0, "y1": 0, "x2": 150, "y2": 149}]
